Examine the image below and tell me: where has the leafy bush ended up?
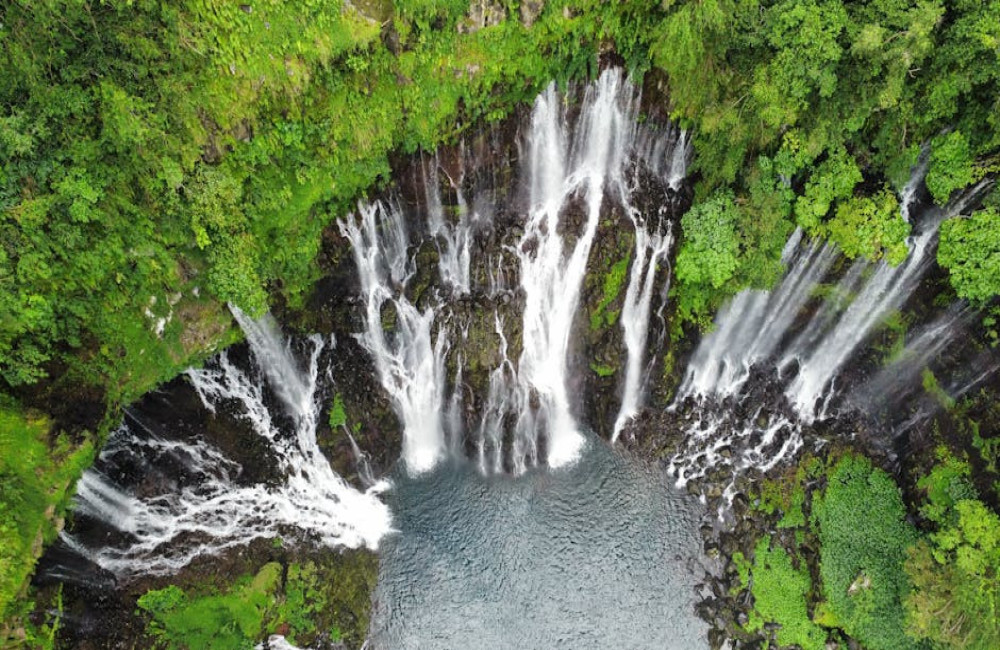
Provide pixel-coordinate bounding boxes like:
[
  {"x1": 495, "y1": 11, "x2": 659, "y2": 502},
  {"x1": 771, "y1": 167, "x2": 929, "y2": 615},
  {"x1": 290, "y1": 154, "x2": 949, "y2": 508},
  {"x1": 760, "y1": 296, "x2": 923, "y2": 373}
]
[
  {"x1": 812, "y1": 454, "x2": 917, "y2": 650},
  {"x1": 938, "y1": 208, "x2": 1000, "y2": 303},
  {"x1": 905, "y1": 500, "x2": 1000, "y2": 650},
  {"x1": 794, "y1": 147, "x2": 863, "y2": 234},
  {"x1": 827, "y1": 188, "x2": 909, "y2": 265},
  {"x1": 674, "y1": 191, "x2": 742, "y2": 325},
  {"x1": 746, "y1": 538, "x2": 827, "y2": 650},
  {"x1": 926, "y1": 131, "x2": 977, "y2": 206}
]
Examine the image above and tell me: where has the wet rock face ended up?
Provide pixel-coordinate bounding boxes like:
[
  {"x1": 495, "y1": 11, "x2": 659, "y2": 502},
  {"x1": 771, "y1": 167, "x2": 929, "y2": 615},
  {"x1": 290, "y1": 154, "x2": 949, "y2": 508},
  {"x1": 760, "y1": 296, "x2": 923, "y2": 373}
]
[{"x1": 305, "y1": 83, "x2": 693, "y2": 470}]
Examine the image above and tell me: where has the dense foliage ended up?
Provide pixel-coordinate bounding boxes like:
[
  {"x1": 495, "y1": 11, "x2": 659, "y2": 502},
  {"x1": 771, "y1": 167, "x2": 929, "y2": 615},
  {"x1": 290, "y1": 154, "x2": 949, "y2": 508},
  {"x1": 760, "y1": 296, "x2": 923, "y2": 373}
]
[
  {"x1": 743, "y1": 454, "x2": 919, "y2": 650},
  {"x1": 905, "y1": 459, "x2": 1000, "y2": 649},
  {"x1": 812, "y1": 455, "x2": 917, "y2": 650},
  {"x1": 740, "y1": 445, "x2": 1000, "y2": 650},
  {"x1": 938, "y1": 207, "x2": 1000, "y2": 303},
  {"x1": 0, "y1": 400, "x2": 93, "y2": 628},
  {"x1": 746, "y1": 538, "x2": 826, "y2": 650},
  {"x1": 137, "y1": 553, "x2": 378, "y2": 650},
  {"x1": 0, "y1": 0, "x2": 653, "y2": 394},
  {"x1": 662, "y1": 0, "x2": 1000, "y2": 324}
]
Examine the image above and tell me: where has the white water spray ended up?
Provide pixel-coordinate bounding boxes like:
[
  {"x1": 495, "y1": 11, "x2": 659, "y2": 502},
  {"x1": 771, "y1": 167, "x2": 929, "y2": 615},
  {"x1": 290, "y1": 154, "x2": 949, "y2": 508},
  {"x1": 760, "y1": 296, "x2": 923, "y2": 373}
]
[
  {"x1": 668, "y1": 162, "x2": 994, "y2": 497},
  {"x1": 423, "y1": 155, "x2": 474, "y2": 294},
  {"x1": 784, "y1": 179, "x2": 992, "y2": 420},
  {"x1": 64, "y1": 310, "x2": 391, "y2": 575},
  {"x1": 510, "y1": 69, "x2": 639, "y2": 467},
  {"x1": 340, "y1": 201, "x2": 449, "y2": 474}
]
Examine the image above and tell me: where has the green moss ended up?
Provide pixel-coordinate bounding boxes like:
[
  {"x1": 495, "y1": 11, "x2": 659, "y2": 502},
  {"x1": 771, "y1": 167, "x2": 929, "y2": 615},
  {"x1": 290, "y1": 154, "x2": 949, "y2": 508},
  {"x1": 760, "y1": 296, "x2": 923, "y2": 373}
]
[
  {"x1": 590, "y1": 253, "x2": 632, "y2": 332},
  {"x1": 0, "y1": 400, "x2": 94, "y2": 623},
  {"x1": 590, "y1": 362, "x2": 617, "y2": 378},
  {"x1": 922, "y1": 369, "x2": 956, "y2": 410},
  {"x1": 777, "y1": 484, "x2": 807, "y2": 529},
  {"x1": 730, "y1": 551, "x2": 751, "y2": 593},
  {"x1": 138, "y1": 563, "x2": 283, "y2": 650},
  {"x1": 137, "y1": 552, "x2": 378, "y2": 650}
]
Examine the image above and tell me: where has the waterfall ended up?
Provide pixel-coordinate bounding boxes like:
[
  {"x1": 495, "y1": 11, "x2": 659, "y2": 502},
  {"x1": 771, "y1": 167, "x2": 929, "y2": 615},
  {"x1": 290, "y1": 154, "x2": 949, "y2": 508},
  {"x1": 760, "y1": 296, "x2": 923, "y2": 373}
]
[
  {"x1": 899, "y1": 146, "x2": 931, "y2": 223},
  {"x1": 637, "y1": 124, "x2": 692, "y2": 192},
  {"x1": 511, "y1": 69, "x2": 639, "y2": 467},
  {"x1": 677, "y1": 229, "x2": 838, "y2": 401},
  {"x1": 344, "y1": 68, "x2": 671, "y2": 474},
  {"x1": 340, "y1": 201, "x2": 450, "y2": 474},
  {"x1": 423, "y1": 154, "x2": 474, "y2": 295},
  {"x1": 668, "y1": 160, "x2": 994, "y2": 499},
  {"x1": 613, "y1": 220, "x2": 674, "y2": 440},
  {"x1": 667, "y1": 130, "x2": 691, "y2": 191},
  {"x1": 63, "y1": 310, "x2": 391, "y2": 575},
  {"x1": 849, "y1": 305, "x2": 970, "y2": 414},
  {"x1": 783, "y1": 178, "x2": 993, "y2": 420}
]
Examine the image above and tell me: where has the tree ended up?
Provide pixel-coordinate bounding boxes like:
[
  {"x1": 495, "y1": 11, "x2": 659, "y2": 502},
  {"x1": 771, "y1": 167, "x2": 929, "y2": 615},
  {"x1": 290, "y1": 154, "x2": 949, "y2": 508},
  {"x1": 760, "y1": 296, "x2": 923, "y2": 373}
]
[
  {"x1": 906, "y1": 499, "x2": 1000, "y2": 649},
  {"x1": 927, "y1": 131, "x2": 977, "y2": 205},
  {"x1": 827, "y1": 187, "x2": 909, "y2": 265},
  {"x1": 937, "y1": 208, "x2": 1000, "y2": 303}
]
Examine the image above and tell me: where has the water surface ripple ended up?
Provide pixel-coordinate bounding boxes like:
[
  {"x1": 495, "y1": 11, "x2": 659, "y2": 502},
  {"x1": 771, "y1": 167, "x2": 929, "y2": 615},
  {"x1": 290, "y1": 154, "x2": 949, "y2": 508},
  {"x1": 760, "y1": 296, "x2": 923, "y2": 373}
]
[{"x1": 370, "y1": 437, "x2": 709, "y2": 649}]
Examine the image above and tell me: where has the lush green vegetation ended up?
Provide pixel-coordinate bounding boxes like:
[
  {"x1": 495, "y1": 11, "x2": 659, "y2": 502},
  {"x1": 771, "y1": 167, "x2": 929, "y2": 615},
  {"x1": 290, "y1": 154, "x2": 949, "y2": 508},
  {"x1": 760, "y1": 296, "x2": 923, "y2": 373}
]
[
  {"x1": 746, "y1": 538, "x2": 827, "y2": 650},
  {"x1": 2, "y1": 0, "x2": 999, "y2": 647},
  {"x1": 589, "y1": 253, "x2": 631, "y2": 332},
  {"x1": 812, "y1": 455, "x2": 917, "y2": 650},
  {"x1": 906, "y1": 458, "x2": 1000, "y2": 650},
  {"x1": 938, "y1": 207, "x2": 1000, "y2": 304},
  {"x1": 741, "y1": 454, "x2": 918, "y2": 650},
  {"x1": 661, "y1": 0, "x2": 1000, "y2": 325},
  {"x1": 0, "y1": 400, "x2": 93, "y2": 631},
  {"x1": 137, "y1": 553, "x2": 378, "y2": 650},
  {"x1": 738, "y1": 443, "x2": 1000, "y2": 650},
  {"x1": 328, "y1": 393, "x2": 348, "y2": 430}
]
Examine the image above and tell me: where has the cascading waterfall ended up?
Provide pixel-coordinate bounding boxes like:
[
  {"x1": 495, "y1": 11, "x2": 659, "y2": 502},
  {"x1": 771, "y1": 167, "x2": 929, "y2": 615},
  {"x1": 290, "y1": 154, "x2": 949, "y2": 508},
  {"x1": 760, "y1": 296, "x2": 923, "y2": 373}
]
[
  {"x1": 613, "y1": 220, "x2": 673, "y2": 441},
  {"x1": 636, "y1": 124, "x2": 692, "y2": 192},
  {"x1": 340, "y1": 201, "x2": 451, "y2": 474},
  {"x1": 343, "y1": 68, "x2": 681, "y2": 474},
  {"x1": 677, "y1": 229, "x2": 839, "y2": 401},
  {"x1": 63, "y1": 309, "x2": 391, "y2": 575},
  {"x1": 783, "y1": 180, "x2": 991, "y2": 419},
  {"x1": 668, "y1": 160, "x2": 995, "y2": 495},
  {"x1": 511, "y1": 69, "x2": 638, "y2": 468},
  {"x1": 423, "y1": 153, "x2": 474, "y2": 295},
  {"x1": 849, "y1": 306, "x2": 969, "y2": 414}
]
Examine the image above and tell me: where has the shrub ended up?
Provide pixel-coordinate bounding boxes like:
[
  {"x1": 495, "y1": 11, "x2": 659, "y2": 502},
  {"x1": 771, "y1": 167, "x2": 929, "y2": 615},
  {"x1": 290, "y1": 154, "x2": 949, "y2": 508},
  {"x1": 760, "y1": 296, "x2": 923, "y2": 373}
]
[{"x1": 812, "y1": 455, "x2": 917, "y2": 650}]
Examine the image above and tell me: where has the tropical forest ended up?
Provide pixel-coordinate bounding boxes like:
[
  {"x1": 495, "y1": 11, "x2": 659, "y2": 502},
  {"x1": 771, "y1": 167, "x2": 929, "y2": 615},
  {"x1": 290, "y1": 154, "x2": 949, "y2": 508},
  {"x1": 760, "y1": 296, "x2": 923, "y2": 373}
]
[{"x1": 1, "y1": 0, "x2": 999, "y2": 648}]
